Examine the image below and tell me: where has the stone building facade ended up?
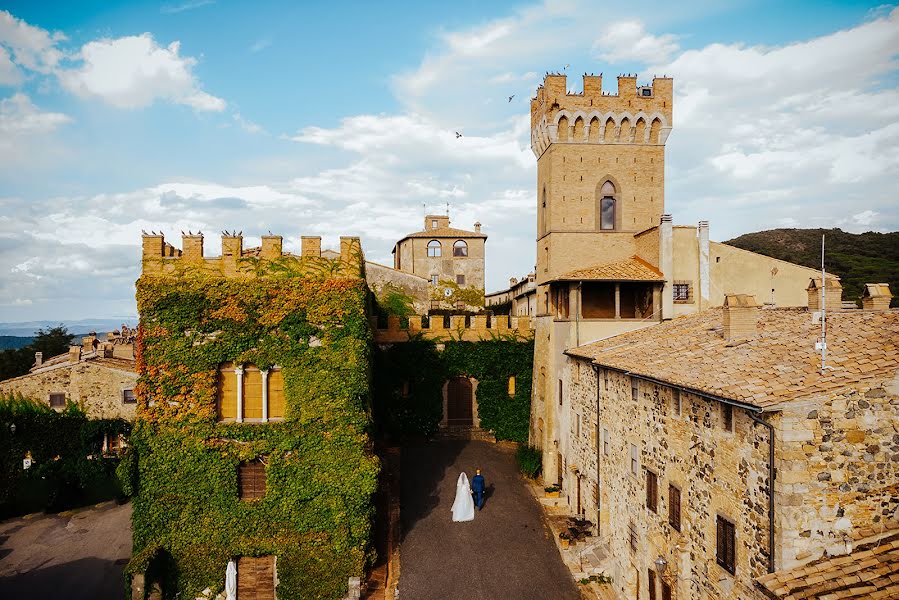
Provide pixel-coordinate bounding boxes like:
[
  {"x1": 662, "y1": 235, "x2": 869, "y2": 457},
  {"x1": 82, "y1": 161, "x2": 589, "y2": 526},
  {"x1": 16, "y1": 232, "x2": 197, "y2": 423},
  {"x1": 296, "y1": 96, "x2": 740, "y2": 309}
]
[
  {"x1": 529, "y1": 72, "x2": 829, "y2": 481},
  {"x1": 560, "y1": 296, "x2": 899, "y2": 599},
  {"x1": 486, "y1": 273, "x2": 537, "y2": 316},
  {"x1": 0, "y1": 335, "x2": 137, "y2": 419},
  {"x1": 392, "y1": 215, "x2": 487, "y2": 309}
]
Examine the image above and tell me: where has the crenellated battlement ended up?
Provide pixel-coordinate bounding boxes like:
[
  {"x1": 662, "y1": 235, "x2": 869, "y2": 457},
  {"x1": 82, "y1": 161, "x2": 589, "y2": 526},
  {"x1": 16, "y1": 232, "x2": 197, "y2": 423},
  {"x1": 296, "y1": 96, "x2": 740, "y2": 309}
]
[
  {"x1": 530, "y1": 72, "x2": 673, "y2": 158},
  {"x1": 371, "y1": 314, "x2": 534, "y2": 343},
  {"x1": 140, "y1": 231, "x2": 364, "y2": 279}
]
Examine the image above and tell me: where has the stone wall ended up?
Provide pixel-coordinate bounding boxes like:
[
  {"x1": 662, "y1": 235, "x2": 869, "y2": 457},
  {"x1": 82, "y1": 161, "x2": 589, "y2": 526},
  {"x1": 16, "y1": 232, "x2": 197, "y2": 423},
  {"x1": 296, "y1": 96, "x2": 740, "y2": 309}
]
[
  {"x1": 772, "y1": 382, "x2": 899, "y2": 569},
  {"x1": 366, "y1": 260, "x2": 430, "y2": 314},
  {"x1": 0, "y1": 359, "x2": 137, "y2": 419},
  {"x1": 562, "y1": 357, "x2": 771, "y2": 599}
]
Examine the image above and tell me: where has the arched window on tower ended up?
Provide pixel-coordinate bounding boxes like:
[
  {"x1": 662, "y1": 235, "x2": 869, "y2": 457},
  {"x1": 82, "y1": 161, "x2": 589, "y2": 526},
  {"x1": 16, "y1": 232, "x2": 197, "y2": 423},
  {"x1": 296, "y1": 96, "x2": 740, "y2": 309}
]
[
  {"x1": 427, "y1": 240, "x2": 442, "y2": 257},
  {"x1": 599, "y1": 181, "x2": 616, "y2": 231},
  {"x1": 453, "y1": 240, "x2": 468, "y2": 257}
]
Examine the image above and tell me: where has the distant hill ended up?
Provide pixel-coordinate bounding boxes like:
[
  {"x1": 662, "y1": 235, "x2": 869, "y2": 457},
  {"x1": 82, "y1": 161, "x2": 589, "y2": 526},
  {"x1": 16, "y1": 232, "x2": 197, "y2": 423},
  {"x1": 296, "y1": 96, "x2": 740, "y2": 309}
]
[
  {"x1": 725, "y1": 228, "x2": 899, "y2": 307},
  {"x1": 0, "y1": 318, "x2": 136, "y2": 337}
]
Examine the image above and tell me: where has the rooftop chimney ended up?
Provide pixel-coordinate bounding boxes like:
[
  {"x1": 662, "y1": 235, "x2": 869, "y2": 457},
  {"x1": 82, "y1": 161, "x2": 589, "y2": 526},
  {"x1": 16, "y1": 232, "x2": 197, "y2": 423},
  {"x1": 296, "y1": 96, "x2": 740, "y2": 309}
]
[
  {"x1": 69, "y1": 345, "x2": 82, "y2": 363},
  {"x1": 82, "y1": 333, "x2": 98, "y2": 353},
  {"x1": 34, "y1": 351, "x2": 43, "y2": 368},
  {"x1": 861, "y1": 283, "x2": 892, "y2": 311},
  {"x1": 474, "y1": 221, "x2": 482, "y2": 233},
  {"x1": 723, "y1": 294, "x2": 759, "y2": 342},
  {"x1": 510, "y1": 277, "x2": 518, "y2": 287},
  {"x1": 807, "y1": 277, "x2": 842, "y2": 312}
]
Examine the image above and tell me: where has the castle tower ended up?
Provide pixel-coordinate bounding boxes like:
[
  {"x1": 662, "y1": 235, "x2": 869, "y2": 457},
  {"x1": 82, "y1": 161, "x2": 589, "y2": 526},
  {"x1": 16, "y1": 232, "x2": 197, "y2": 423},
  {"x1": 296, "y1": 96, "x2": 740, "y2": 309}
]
[
  {"x1": 531, "y1": 73, "x2": 673, "y2": 297},
  {"x1": 529, "y1": 72, "x2": 673, "y2": 484}
]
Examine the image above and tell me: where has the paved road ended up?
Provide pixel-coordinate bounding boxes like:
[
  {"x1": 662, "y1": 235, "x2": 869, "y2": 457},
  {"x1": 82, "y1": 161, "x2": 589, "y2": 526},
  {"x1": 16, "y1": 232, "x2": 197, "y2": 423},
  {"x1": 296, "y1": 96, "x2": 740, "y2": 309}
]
[
  {"x1": 399, "y1": 440, "x2": 580, "y2": 600},
  {"x1": 0, "y1": 501, "x2": 132, "y2": 600}
]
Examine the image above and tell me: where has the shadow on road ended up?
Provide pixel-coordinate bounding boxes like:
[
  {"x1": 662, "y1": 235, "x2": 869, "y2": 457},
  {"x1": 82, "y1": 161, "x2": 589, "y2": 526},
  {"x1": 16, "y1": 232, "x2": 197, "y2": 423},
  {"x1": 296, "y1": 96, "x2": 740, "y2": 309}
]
[
  {"x1": 0, "y1": 556, "x2": 125, "y2": 600},
  {"x1": 400, "y1": 440, "x2": 465, "y2": 540}
]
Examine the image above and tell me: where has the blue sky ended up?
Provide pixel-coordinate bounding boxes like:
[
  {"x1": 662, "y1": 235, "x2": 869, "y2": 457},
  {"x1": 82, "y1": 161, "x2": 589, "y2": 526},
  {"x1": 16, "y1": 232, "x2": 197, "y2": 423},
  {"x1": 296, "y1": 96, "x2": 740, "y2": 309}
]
[{"x1": 1, "y1": 0, "x2": 897, "y2": 321}]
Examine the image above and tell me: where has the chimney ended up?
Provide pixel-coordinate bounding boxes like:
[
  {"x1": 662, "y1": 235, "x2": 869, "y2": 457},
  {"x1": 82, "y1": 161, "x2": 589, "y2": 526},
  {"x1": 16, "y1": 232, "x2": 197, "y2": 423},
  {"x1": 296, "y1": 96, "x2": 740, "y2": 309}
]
[
  {"x1": 861, "y1": 283, "x2": 892, "y2": 311},
  {"x1": 34, "y1": 351, "x2": 43, "y2": 368},
  {"x1": 82, "y1": 333, "x2": 98, "y2": 353},
  {"x1": 474, "y1": 221, "x2": 482, "y2": 233},
  {"x1": 723, "y1": 294, "x2": 759, "y2": 341},
  {"x1": 260, "y1": 235, "x2": 283, "y2": 260},
  {"x1": 101, "y1": 343, "x2": 114, "y2": 358},
  {"x1": 69, "y1": 345, "x2": 82, "y2": 363},
  {"x1": 510, "y1": 277, "x2": 518, "y2": 287},
  {"x1": 807, "y1": 277, "x2": 843, "y2": 312},
  {"x1": 698, "y1": 221, "x2": 710, "y2": 310},
  {"x1": 659, "y1": 214, "x2": 673, "y2": 319}
]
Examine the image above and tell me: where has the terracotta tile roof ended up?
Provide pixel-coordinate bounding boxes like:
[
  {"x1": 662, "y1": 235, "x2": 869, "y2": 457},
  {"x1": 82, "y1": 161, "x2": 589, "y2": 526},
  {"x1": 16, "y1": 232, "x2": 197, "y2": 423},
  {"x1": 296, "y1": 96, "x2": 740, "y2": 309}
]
[
  {"x1": 551, "y1": 256, "x2": 664, "y2": 283},
  {"x1": 398, "y1": 226, "x2": 487, "y2": 240},
  {"x1": 755, "y1": 530, "x2": 899, "y2": 599},
  {"x1": 567, "y1": 308, "x2": 899, "y2": 409}
]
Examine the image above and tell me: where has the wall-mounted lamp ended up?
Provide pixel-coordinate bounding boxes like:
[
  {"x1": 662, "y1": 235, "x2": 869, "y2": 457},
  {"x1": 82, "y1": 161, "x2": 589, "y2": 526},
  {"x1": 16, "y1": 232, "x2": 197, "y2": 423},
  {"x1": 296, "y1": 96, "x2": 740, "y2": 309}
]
[
  {"x1": 654, "y1": 555, "x2": 668, "y2": 574},
  {"x1": 9, "y1": 423, "x2": 16, "y2": 434}
]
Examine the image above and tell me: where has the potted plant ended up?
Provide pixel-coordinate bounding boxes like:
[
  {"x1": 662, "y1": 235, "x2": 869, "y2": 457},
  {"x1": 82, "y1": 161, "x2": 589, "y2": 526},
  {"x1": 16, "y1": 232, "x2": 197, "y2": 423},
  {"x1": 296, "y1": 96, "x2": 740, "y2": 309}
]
[{"x1": 544, "y1": 484, "x2": 561, "y2": 497}]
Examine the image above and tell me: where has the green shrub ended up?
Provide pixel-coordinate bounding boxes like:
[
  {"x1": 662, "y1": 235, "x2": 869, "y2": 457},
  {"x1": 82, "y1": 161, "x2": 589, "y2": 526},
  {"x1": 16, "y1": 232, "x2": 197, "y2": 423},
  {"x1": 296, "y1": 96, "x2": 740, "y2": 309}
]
[{"x1": 516, "y1": 445, "x2": 542, "y2": 478}]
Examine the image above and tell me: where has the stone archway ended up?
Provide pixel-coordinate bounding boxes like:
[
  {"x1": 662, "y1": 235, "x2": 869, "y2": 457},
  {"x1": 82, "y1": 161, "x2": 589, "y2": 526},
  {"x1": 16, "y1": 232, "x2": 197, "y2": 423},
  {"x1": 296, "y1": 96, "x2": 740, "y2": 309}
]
[{"x1": 440, "y1": 376, "x2": 480, "y2": 429}]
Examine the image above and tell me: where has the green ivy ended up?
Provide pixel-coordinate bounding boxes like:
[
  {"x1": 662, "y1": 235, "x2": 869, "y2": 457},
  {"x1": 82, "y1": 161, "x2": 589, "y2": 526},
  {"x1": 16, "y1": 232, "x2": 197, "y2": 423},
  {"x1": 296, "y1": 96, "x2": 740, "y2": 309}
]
[
  {"x1": 130, "y1": 274, "x2": 378, "y2": 600},
  {"x1": 373, "y1": 339, "x2": 533, "y2": 442}
]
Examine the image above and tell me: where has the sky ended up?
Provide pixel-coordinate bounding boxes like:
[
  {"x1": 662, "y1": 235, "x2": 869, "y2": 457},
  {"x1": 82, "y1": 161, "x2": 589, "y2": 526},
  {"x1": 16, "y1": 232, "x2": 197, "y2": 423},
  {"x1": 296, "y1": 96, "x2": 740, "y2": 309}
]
[{"x1": 0, "y1": 0, "x2": 897, "y2": 322}]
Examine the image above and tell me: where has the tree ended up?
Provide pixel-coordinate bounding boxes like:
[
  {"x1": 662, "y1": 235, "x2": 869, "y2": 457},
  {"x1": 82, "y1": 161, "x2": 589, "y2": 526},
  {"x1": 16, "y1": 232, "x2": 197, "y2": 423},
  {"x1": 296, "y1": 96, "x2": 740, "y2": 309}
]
[{"x1": 0, "y1": 325, "x2": 74, "y2": 382}]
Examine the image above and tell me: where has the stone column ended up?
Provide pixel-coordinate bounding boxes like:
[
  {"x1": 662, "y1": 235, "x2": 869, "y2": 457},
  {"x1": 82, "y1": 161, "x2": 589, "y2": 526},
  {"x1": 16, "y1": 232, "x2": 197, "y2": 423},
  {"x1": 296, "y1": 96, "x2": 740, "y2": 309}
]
[
  {"x1": 614, "y1": 283, "x2": 621, "y2": 319},
  {"x1": 261, "y1": 370, "x2": 269, "y2": 423},
  {"x1": 235, "y1": 366, "x2": 244, "y2": 423}
]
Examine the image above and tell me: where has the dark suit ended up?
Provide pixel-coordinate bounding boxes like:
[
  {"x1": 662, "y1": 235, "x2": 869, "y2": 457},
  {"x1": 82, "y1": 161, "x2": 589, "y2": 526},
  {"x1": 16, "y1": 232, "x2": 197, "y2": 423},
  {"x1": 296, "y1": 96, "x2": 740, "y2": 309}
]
[{"x1": 471, "y1": 473, "x2": 486, "y2": 509}]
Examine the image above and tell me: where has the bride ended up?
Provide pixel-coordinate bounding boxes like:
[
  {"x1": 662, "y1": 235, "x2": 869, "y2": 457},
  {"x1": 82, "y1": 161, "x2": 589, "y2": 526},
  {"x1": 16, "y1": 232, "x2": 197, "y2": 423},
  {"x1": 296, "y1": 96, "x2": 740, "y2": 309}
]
[{"x1": 451, "y1": 472, "x2": 475, "y2": 522}]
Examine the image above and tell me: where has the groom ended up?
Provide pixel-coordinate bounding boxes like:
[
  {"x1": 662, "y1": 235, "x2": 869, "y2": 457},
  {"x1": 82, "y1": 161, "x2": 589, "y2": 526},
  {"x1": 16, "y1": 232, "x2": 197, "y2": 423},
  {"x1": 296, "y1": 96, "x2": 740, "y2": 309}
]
[{"x1": 471, "y1": 469, "x2": 486, "y2": 510}]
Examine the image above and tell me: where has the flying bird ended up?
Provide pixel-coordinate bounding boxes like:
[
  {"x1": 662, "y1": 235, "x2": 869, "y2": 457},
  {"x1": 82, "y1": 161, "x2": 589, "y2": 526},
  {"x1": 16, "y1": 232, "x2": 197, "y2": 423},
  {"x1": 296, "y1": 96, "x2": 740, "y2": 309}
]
[
  {"x1": 455, "y1": 131, "x2": 463, "y2": 139},
  {"x1": 508, "y1": 94, "x2": 515, "y2": 102},
  {"x1": 563, "y1": 64, "x2": 570, "y2": 70}
]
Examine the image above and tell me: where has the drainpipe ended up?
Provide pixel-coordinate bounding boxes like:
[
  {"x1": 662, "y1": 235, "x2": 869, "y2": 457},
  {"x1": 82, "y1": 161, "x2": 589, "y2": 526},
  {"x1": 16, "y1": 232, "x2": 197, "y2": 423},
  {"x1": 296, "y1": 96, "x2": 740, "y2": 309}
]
[
  {"x1": 576, "y1": 282, "x2": 582, "y2": 347},
  {"x1": 749, "y1": 410, "x2": 776, "y2": 574}
]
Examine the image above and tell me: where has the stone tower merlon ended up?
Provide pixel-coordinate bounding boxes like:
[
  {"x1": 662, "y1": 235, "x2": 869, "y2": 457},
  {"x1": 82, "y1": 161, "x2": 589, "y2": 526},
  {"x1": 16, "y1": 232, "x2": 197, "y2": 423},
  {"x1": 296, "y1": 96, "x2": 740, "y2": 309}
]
[
  {"x1": 140, "y1": 231, "x2": 364, "y2": 278},
  {"x1": 530, "y1": 73, "x2": 673, "y2": 158}
]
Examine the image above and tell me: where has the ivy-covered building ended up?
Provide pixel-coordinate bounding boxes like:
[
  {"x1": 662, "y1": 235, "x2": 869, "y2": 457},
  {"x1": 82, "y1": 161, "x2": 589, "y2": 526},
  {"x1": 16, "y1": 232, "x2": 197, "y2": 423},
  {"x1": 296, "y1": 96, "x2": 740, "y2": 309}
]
[{"x1": 127, "y1": 232, "x2": 379, "y2": 600}]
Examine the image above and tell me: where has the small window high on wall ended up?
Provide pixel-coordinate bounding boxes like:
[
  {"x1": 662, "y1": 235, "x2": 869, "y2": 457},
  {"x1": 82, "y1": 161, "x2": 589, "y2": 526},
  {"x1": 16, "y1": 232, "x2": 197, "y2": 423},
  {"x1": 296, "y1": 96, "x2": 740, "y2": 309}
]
[{"x1": 599, "y1": 181, "x2": 616, "y2": 231}]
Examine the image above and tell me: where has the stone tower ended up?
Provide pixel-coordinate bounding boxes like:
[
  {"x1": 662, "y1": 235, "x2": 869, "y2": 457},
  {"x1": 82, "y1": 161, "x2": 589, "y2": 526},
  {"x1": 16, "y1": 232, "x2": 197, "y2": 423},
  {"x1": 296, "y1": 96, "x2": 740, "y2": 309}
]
[{"x1": 531, "y1": 73, "x2": 673, "y2": 302}]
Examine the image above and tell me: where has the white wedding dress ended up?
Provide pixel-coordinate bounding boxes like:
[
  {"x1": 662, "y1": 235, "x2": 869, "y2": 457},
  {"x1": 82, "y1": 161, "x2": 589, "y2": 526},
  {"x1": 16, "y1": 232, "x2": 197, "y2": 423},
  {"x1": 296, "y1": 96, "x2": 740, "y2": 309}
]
[{"x1": 451, "y1": 472, "x2": 476, "y2": 522}]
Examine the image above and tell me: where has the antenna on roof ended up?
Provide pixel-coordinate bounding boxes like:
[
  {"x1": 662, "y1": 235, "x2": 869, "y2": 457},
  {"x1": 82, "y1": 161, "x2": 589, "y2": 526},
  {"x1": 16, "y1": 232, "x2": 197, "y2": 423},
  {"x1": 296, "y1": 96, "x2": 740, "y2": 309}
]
[
  {"x1": 816, "y1": 233, "x2": 832, "y2": 373},
  {"x1": 446, "y1": 202, "x2": 450, "y2": 218}
]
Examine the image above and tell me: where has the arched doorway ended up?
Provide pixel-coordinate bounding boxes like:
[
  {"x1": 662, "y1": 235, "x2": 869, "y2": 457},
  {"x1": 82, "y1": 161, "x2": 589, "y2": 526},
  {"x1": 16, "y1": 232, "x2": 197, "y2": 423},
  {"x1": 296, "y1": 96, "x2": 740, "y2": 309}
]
[{"x1": 446, "y1": 376, "x2": 473, "y2": 427}]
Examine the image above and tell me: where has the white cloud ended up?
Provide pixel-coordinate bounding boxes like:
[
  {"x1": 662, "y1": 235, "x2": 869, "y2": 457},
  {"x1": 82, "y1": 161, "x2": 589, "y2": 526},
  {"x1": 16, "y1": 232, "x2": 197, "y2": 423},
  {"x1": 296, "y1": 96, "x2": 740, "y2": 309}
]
[
  {"x1": 0, "y1": 93, "x2": 71, "y2": 134},
  {"x1": 58, "y1": 34, "x2": 225, "y2": 111},
  {"x1": 233, "y1": 112, "x2": 266, "y2": 134},
  {"x1": 161, "y1": 0, "x2": 216, "y2": 14},
  {"x1": 0, "y1": 10, "x2": 65, "y2": 74},
  {"x1": 249, "y1": 38, "x2": 272, "y2": 53},
  {"x1": 592, "y1": 20, "x2": 679, "y2": 64},
  {"x1": 0, "y1": 46, "x2": 22, "y2": 84}
]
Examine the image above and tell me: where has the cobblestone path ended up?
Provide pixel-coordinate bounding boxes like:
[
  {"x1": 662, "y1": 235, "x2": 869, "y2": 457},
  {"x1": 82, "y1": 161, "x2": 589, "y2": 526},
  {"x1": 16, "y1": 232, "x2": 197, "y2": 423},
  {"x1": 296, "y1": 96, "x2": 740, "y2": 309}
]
[{"x1": 398, "y1": 440, "x2": 580, "y2": 599}]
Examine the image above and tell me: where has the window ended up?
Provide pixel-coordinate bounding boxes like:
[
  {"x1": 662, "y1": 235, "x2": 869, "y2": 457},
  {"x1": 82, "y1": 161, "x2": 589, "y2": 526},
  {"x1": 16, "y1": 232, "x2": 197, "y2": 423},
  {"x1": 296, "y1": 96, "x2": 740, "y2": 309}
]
[
  {"x1": 558, "y1": 379, "x2": 563, "y2": 407},
  {"x1": 430, "y1": 300, "x2": 440, "y2": 310},
  {"x1": 598, "y1": 181, "x2": 617, "y2": 231},
  {"x1": 49, "y1": 393, "x2": 65, "y2": 408},
  {"x1": 673, "y1": 281, "x2": 692, "y2": 303},
  {"x1": 427, "y1": 240, "x2": 442, "y2": 257},
  {"x1": 672, "y1": 389, "x2": 681, "y2": 416},
  {"x1": 575, "y1": 413, "x2": 581, "y2": 437},
  {"x1": 628, "y1": 521, "x2": 638, "y2": 552},
  {"x1": 646, "y1": 470, "x2": 658, "y2": 513},
  {"x1": 237, "y1": 555, "x2": 276, "y2": 600},
  {"x1": 431, "y1": 219, "x2": 438, "y2": 229},
  {"x1": 430, "y1": 274, "x2": 439, "y2": 286},
  {"x1": 600, "y1": 197, "x2": 615, "y2": 230},
  {"x1": 602, "y1": 428, "x2": 610, "y2": 456},
  {"x1": 716, "y1": 515, "x2": 736, "y2": 575},
  {"x1": 122, "y1": 389, "x2": 136, "y2": 404},
  {"x1": 238, "y1": 460, "x2": 266, "y2": 500},
  {"x1": 722, "y1": 404, "x2": 734, "y2": 432},
  {"x1": 668, "y1": 484, "x2": 681, "y2": 531},
  {"x1": 217, "y1": 363, "x2": 284, "y2": 422},
  {"x1": 661, "y1": 580, "x2": 672, "y2": 600},
  {"x1": 630, "y1": 444, "x2": 639, "y2": 476},
  {"x1": 603, "y1": 369, "x2": 610, "y2": 390},
  {"x1": 648, "y1": 570, "x2": 657, "y2": 600},
  {"x1": 456, "y1": 274, "x2": 466, "y2": 285},
  {"x1": 631, "y1": 378, "x2": 639, "y2": 402},
  {"x1": 556, "y1": 286, "x2": 570, "y2": 319},
  {"x1": 453, "y1": 240, "x2": 468, "y2": 257},
  {"x1": 507, "y1": 376, "x2": 515, "y2": 397}
]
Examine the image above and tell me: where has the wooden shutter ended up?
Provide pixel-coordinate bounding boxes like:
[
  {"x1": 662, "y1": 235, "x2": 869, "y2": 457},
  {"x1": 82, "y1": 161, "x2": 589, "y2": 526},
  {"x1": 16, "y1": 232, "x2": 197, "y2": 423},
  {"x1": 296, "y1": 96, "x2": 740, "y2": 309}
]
[
  {"x1": 239, "y1": 461, "x2": 266, "y2": 500},
  {"x1": 661, "y1": 580, "x2": 672, "y2": 600},
  {"x1": 237, "y1": 556, "x2": 275, "y2": 600},
  {"x1": 217, "y1": 366, "x2": 236, "y2": 420},
  {"x1": 717, "y1": 515, "x2": 736, "y2": 574},
  {"x1": 268, "y1": 369, "x2": 285, "y2": 419},
  {"x1": 243, "y1": 368, "x2": 263, "y2": 419},
  {"x1": 648, "y1": 570, "x2": 656, "y2": 600},
  {"x1": 49, "y1": 393, "x2": 66, "y2": 408},
  {"x1": 669, "y1": 485, "x2": 681, "y2": 531},
  {"x1": 646, "y1": 471, "x2": 657, "y2": 512}
]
